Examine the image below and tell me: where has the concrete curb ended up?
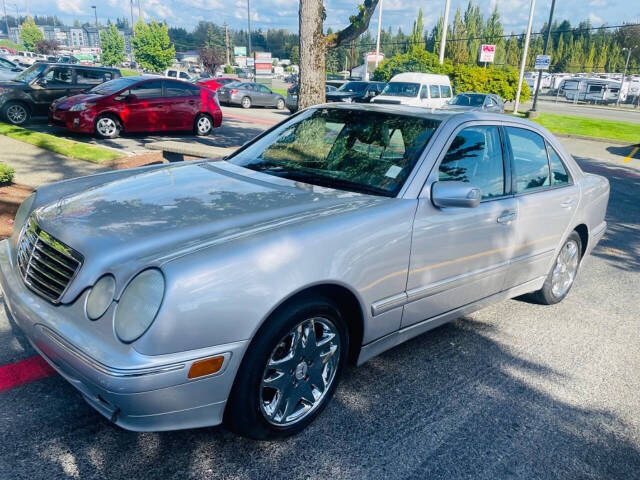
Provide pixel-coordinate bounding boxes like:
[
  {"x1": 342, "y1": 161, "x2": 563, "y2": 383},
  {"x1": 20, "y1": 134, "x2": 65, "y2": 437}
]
[{"x1": 554, "y1": 133, "x2": 638, "y2": 147}]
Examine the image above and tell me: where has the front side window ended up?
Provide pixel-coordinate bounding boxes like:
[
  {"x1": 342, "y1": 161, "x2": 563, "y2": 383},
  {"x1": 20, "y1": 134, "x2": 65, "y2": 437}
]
[
  {"x1": 44, "y1": 66, "x2": 73, "y2": 84},
  {"x1": 546, "y1": 142, "x2": 570, "y2": 186},
  {"x1": 429, "y1": 85, "x2": 441, "y2": 98},
  {"x1": 167, "y1": 70, "x2": 177, "y2": 78},
  {"x1": 229, "y1": 108, "x2": 441, "y2": 197},
  {"x1": 258, "y1": 85, "x2": 271, "y2": 94},
  {"x1": 506, "y1": 127, "x2": 550, "y2": 193},
  {"x1": 438, "y1": 126, "x2": 505, "y2": 200},
  {"x1": 441, "y1": 85, "x2": 452, "y2": 98},
  {"x1": 130, "y1": 80, "x2": 163, "y2": 99},
  {"x1": 381, "y1": 82, "x2": 421, "y2": 97}
]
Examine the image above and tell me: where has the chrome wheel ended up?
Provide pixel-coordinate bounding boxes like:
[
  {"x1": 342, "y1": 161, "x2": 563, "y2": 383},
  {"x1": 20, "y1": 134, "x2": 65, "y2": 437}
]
[
  {"x1": 6, "y1": 104, "x2": 27, "y2": 124},
  {"x1": 196, "y1": 115, "x2": 211, "y2": 134},
  {"x1": 96, "y1": 117, "x2": 117, "y2": 137},
  {"x1": 551, "y1": 239, "x2": 579, "y2": 297},
  {"x1": 276, "y1": 99, "x2": 285, "y2": 110},
  {"x1": 260, "y1": 317, "x2": 340, "y2": 426}
]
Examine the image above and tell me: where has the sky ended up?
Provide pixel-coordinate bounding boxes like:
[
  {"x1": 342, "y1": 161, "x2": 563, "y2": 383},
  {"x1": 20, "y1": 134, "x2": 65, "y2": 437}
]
[{"x1": 21, "y1": 0, "x2": 640, "y2": 35}]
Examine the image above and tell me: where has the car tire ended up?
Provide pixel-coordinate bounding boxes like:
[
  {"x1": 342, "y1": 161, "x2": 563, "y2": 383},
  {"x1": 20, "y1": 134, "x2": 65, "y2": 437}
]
[
  {"x1": 2, "y1": 101, "x2": 30, "y2": 125},
  {"x1": 241, "y1": 96, "x2": 251, "y2": 109},
  {"x1": 194, "y1": 113, "x2": 213, "y2": 136},
  {"x1": 528, "y1": 231, "x2": 582, "y2": 305},
  {"x1": 94, "y1": 114, "x2": 121, "y2": 139},
  {"x1": 224, "y1": 296, "x2": 348, "y2": 440},
  {"x1": 276, "y1": 98, "x2": 285, "y2": 110}
]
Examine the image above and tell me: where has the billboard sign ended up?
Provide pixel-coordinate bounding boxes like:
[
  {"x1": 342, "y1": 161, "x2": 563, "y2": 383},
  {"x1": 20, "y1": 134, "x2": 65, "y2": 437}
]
[
  {"x1": 534, "y1": 54, "x2": 551, "y2": 70},
  {"x1": 479, "y1": 44, "x2": 496, "y2": 63},
  {"x1": 234, "y1": 46, "x2": 247, "y2": 56}
]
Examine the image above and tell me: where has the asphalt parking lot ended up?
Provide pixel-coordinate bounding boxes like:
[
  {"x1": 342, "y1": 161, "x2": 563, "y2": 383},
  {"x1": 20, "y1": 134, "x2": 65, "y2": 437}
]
[{"x1": 1, "y1": 112, "x2": 639, "y2": 479}]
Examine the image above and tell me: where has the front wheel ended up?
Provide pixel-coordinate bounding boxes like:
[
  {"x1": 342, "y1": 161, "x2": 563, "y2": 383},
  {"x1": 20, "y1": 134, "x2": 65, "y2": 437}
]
[
  {"x1": 94, "y1": 114, "x2": 120, "y2": 139},
  {"x1": 225, "y1": 297, "x2": 348, "y2": 439},
  {"x1": 194, "y1": 113, "x2": 213, "y2": 136},
  {"x1": 529, "y1": 231, "x2": 582, "y2": 305},
  {"x1": 2, "y1": 101, "x2": 30, "y2": 125}
]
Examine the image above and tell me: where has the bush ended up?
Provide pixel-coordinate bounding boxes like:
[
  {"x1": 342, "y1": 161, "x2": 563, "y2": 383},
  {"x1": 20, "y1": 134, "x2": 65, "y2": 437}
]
[
  {"x1": 0, "y1": 163, "x2": 15, "y2": 185},
  {"x1": 224, "y1": 64, "x2": 234, "y2": 74},
  {"x1": 372, "y1": 47, "x2": 453, "y2": 82}
]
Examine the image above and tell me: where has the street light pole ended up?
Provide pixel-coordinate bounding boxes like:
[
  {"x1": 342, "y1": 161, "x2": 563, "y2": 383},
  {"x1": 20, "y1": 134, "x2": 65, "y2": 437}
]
[
  {"x1": 617, "y1": 46, "x2": 637, "y2": 106},
  {"x1": 438, "y1": 0, "x2": 450, "y2": 65},
  {"x1": 91, "y1": 5, "x2": 97, "y2": 27},
  {"x1": 246, "y1": 0, "x2": 252, "y2": 57},
  {"x1": 514, "y1": 0, "x2": 536, "y2": 115},
  {"x1": 2, "y1": 0, "x2": 9, "y2": 41},
  {"x1": 531, "y1": 0, "x2": 556, "y2": 112},
  {"x1": 374, "y1": 0, "x2": 383, "y2": 68}
]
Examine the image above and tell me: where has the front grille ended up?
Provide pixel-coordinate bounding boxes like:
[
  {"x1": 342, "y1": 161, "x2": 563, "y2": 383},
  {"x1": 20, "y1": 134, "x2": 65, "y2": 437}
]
[{"x1": 16, "y1": 217, "x2": 83, "y2": 303}]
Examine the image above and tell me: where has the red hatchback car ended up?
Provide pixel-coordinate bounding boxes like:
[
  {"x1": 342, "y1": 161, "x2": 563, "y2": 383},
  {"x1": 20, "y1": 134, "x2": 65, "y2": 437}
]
[
  {"x1": 49, "y1": 76, "x2": 223, "y2": 138},
  {"x1": 197, "y1": 76, "x2": 237, "y2": 92}
]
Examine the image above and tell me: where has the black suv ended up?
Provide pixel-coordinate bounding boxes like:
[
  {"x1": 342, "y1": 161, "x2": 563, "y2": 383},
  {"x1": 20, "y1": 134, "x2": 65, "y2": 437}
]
[
  {"x1": 325, "y1": 81, "x2": 386, "y2": 103},
  {"x1": 0, "y1": 63, "x2": 121, "y2": 125}
]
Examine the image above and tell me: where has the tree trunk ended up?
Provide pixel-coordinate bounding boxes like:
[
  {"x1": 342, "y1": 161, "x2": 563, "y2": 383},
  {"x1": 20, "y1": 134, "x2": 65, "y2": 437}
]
[{"x1": 298, "y1": 0, "x2": 327, "y2": 109}]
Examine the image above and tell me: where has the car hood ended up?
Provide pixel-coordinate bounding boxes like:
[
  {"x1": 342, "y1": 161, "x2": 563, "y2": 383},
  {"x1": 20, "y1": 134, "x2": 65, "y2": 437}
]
[
  {"x1": 53, "y1": 93, "x2": 106, "y2": 110},
  {"x1": 32, "y1": 161, "x2": 384, "y2": 299},
  {"x1": 0, "y1": 80, "x2": 24, "y2": 88}
]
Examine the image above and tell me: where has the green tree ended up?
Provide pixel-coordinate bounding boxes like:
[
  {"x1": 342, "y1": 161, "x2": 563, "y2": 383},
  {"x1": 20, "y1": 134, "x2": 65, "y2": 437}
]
[
  {"x1": 132, "y1": 20, "x2": 175, "y2": 72},
  {"x1": 100, "y1": 25, "x2": 125, "y2": 66},
  {"x1": 483, "y1": 5, "x2": 504, "y2": 65},
  {"x1": 446, "y1": 8, "x2": 469, "y2": 64},
  {"x1": 410, "y1": 9, "x2": 424, "y2": 48},
  {"x1": 372, "y1": 46, "x2": 452, "y2": 81},
  {"x1": 20, "y1": 16, "x2": 44, "y2": 51}
]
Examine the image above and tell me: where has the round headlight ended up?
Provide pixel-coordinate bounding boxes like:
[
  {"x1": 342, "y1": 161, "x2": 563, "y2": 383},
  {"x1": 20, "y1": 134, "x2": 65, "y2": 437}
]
[
  {"x1": 14, "y1": 192, "x2": 36, "y2": 233},
  {"x1": 114, "y1": 269, "x2": 165, "y2": 343},
  {"x1": 86, "y1": 275, "x2": 116, "y2": 320}
]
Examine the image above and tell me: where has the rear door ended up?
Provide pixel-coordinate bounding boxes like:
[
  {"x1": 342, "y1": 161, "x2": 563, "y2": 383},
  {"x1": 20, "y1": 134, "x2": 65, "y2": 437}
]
[
  {"x1": 501, "y1": 126, "x2": 579, "y2": 289},
  {"x1": 403, "y1": 124, "x2": 517, "y2": 328},
  {"x1": 122, "y1": 80, "x2": 167, "y2": 132},
  {"x1": 163, "y1": 80, "x2": 201, "y2": 130}
]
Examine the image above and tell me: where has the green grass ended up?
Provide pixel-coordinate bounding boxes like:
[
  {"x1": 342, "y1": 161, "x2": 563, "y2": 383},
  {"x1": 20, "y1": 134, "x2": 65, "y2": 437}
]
[
  {"x1": 120, "y1": 68, "x2": 141, "y2": 77},
  {"x1": 0, "y1": 39, "x2": 23, "y2": 51},
  {"x1": 0, "y1": 123, "x2": 124, "y2": 163},
  {"x1": 528, "y1": 113, "x2": 640, "y2": 144},
  {"x1": 272, "y1": 88, "x2": 288, "y2": 96}
]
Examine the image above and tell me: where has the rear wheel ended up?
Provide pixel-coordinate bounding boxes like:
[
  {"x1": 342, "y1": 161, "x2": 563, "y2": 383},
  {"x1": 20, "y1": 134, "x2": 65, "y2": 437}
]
[
  {"x1": 2, "y1": 101, "x2": 30, "y2": 125},
  {"x1": 225, "y1": 297, "x2": 348, "y2": 439},
  {"x1": 241, "y1": 96, "x2": 252, "y2": 109},
  {"x1": 194, "y1": 113, "x2": 213, "y2": 136},
  {"x1": 94, "y1": 114, "x2": 120, "y2": 139},
  {"x1": 276, "y1": 98, "x2": 285, "y2": 110},
  {"x1": 529, "y1": 231, "x2": 582, "y2": 305}
]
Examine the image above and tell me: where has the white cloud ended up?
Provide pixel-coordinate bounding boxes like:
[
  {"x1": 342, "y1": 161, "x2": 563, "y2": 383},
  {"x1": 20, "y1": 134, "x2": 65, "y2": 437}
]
[
  {"x1": 55, "y1": 0, "x2": 84, "y2": 15},
  {"x1": 588, "y1": 12, "x2": 603, "y2": 24}
]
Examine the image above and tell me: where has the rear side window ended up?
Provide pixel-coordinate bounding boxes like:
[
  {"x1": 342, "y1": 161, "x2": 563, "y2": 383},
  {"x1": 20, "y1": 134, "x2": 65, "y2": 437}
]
[
  {"x1": 506, "y1": 127, "x2": 550, "y2": 192},
  {"x1": 130, "y1": 80, "x2": 163, "y2": 99},
  {"x1": 429, "y1": 85, "x2": 441, "y2": 98},
  {"x1": 546, "y1": 142, "x2": 570, "y2": 186},
  {"x1": 165, "y1": 81, "x2": 199, "y2": 97},
  {"x1": 76, "y1": 68, "x2": 111, "y2": 85},
  {"x1": 438, "y1": 126, "x2": 505, "y2": 200},
  {"x1": 441, "y1": 85, "x2": 452, "y2": 98}
]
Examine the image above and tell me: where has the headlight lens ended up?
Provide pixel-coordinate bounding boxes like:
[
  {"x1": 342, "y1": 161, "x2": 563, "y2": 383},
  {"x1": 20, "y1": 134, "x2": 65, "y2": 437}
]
[
  {"x1": 86, "y1": 275, "x2": 116, "y2": 320},
  {"x1": 69, "y1": 102, "x2": 89, "y2": 111},
  {"x1": 114, "y1": 269, "x2": 164, "y2": 343},
  {"x1": 14, "y1": 192, "x2": 35, "y2": 233}
]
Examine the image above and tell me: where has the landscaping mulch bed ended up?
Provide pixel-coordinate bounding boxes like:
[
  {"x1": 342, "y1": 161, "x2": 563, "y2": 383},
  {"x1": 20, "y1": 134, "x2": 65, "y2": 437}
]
[
  {"x1": 0, "y1": 183, "x2": 34, "y2": 239},
  {"x1": 108, "y1": 151, "x2": 164, "y2": 170}
]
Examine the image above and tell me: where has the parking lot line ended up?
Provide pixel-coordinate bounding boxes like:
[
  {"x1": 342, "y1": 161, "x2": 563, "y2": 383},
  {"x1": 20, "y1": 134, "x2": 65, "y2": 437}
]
[
  {"x1": 0, "y1": 355, "x2": 55, "y2": 392},
  {"x1": 623, "y1": 146, "x2": 639, "y2": 163}
]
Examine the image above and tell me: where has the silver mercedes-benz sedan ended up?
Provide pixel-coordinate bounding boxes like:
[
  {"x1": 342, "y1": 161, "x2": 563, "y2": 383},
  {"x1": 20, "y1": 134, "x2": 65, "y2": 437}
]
[{"x1": 0, "y1": 104, "x2": 609, "y2": 439}]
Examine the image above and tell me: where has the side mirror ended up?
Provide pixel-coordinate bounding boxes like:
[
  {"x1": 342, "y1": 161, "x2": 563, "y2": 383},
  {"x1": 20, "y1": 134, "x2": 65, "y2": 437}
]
[
  {"x1": 124, "y1": 94, "x2": 137, "y2": 102},
  {"x1": 431, "y1": 181, "x2": 481, "y2": 208}
]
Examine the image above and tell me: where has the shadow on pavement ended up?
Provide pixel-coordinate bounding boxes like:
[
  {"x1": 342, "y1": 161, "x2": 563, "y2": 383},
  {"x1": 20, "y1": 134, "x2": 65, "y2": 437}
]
[{"x1": 605, "y1": 145, "x2": 640, "y2": 159}]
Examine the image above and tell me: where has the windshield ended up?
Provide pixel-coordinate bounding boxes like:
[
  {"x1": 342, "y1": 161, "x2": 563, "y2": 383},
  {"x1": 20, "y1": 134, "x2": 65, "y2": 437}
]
[
  {"x1": 381, "y1": 82, "x2": 420, "y2": 97},
  {"x1": 89, "y1": 77, "x2": 139, "y2": 95},
  {"x1": 450, "y1": 94, "x2": 485, "y2": 106},
  {"x1": 0, "y1": 57, "x2": 15, "y2": 68},
  {"x1": 229, "y1": 108, "x2": 441, "y2": 197},
  {"x1": 337, "y1": 82, "x2": 368, "y2": 93},
  {"x1": 14, "y1": 63, "x2": 47, "y2": 83}
]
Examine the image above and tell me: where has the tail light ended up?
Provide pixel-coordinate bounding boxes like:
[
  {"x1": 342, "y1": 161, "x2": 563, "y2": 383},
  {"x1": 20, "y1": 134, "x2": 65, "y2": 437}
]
[{"x1": 229, "y1": 89, "x2": 238, "y2": 94}]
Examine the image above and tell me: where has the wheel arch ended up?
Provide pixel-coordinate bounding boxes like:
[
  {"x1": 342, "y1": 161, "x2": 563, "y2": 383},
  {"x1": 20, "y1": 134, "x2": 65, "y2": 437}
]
[
  {"x1": 573, "y1": 223, "x2": 589, "y2": 258},
  {"x1": 95, "y1": 110, "x2": 124, "y2": 130}
]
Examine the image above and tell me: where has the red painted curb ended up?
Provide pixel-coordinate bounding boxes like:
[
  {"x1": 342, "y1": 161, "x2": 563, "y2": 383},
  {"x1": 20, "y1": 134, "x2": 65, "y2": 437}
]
[
  {"x1": 224, "y1": 113, "x2": 278, "y2": 126},
  {"x1": 0, "y1": 355, "x2": 56, "y2": 392}
]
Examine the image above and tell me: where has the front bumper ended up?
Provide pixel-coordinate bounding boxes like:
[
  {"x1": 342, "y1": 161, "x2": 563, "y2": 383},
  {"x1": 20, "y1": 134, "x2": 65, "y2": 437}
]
[
  {"x1": 0, "y1": 239, "x2": 248, "y2": 431},
  {"x1": 48, "y1": 108, "x2": 96, "y2": 133}
]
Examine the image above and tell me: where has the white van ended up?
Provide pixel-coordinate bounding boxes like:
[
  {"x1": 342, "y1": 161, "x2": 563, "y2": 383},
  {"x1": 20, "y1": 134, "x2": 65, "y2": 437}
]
[
  {"x1": 371, "y1": 72, "x2": 452, "y2": 108},
  {"x1": 164, "y1": 68, "x2": 196, "y2": 81}
]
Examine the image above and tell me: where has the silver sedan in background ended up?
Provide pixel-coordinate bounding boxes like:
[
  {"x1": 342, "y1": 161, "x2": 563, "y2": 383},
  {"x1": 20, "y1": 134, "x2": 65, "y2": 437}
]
[
  {"x1": 440, "y1": 92, "x2": 505, "y2": 113},
  {"x1": 0, "y1": 105, "x2": 609, "y2": 439},
  {"x1": 217, "y1": 81, "x2": 285, "y2": 109}
]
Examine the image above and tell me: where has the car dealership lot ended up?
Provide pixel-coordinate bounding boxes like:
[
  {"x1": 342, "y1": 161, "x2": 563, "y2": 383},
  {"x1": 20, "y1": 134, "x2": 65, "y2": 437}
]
[{"x1": 0, "y1": 111, "x2": 639, "y2": 478}]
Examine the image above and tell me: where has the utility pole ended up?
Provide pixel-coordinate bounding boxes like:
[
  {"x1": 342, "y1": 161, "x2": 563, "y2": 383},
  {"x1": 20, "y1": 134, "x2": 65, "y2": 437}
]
[
  {"x1": 530, "y1": 0, "x2": 556, "y2": 113},
  {"x1": 2, "y1": 0, "x2": 9, "y2": 41},
  {"x1": 514, "y1": 0, "x2": 536, "y2": 114},
  {"x1": 374, "y1": 0, "x2": 383, "y2": 68},
  {"x1": 130, "y1": 0, "x2": 134, "y2": 29},
  {"x1": 224, "y1": 22, "x2": 230, "y2": 65},
  {"x1": 91, "y1": 5, "x2": 97, "y2": 27},
  {"x1": 438, "y1": 0, "x2": 450, "y2": 64},
  {"x1": 617, "y1": 46, "x2": 637, "y2": 106},
  {"x1": 350, "y1": 40, "x2": 355, "y2": 74},
  {"x1": 138, "y1": 0, "x2": 143, "y2": 23},
  {"x1": 246, "y1": 0, "x2": 252, "y2": 57}
]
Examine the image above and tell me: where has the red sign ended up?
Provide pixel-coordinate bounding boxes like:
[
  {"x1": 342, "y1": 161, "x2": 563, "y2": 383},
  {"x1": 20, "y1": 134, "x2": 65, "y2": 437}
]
[{"x1": 479, "y1": 44, "x2": 496, "y2": 63}]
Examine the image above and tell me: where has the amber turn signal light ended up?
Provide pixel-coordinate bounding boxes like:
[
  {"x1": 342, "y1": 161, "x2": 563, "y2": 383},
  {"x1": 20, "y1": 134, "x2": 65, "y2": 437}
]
[{"x1": 188, "y1": 356, "x2": 224, "y2": 379}]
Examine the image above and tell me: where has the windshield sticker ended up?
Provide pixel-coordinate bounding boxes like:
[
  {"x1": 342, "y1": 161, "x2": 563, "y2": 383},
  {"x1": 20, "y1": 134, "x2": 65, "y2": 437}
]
[{"x1": 385, "y1": 165, "x2": 402, "y2": 179}]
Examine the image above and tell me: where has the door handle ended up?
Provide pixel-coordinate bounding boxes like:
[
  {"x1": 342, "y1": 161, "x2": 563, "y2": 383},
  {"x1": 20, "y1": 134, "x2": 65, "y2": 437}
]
[
  {"x1": 561, "y1": 198, "x2": 575, "y2": 208},
  {"x1": 497, "y1": 212, "x2": 517, "y2": 224}
]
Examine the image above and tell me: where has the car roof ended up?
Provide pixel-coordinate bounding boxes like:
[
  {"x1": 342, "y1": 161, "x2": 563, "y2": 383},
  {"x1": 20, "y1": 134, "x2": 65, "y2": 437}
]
[
  {"x1": 35, "y1": 62, "x2": 119, "y2": 72},
  {"x1": 390, "y1": 72, "x2": 450, "y2": 83}
]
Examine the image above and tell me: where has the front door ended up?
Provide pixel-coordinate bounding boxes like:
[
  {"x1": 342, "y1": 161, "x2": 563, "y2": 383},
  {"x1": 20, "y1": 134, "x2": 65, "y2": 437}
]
[
  {"x1": 403, "y1": 124, "x2": 517, "y2": 328},
  {"x1": 501, "y1": 126, "x2": 579, "y2": 288},
  {"x1": 30, "y1": 65, "x2": 73, "y2": 115}
]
